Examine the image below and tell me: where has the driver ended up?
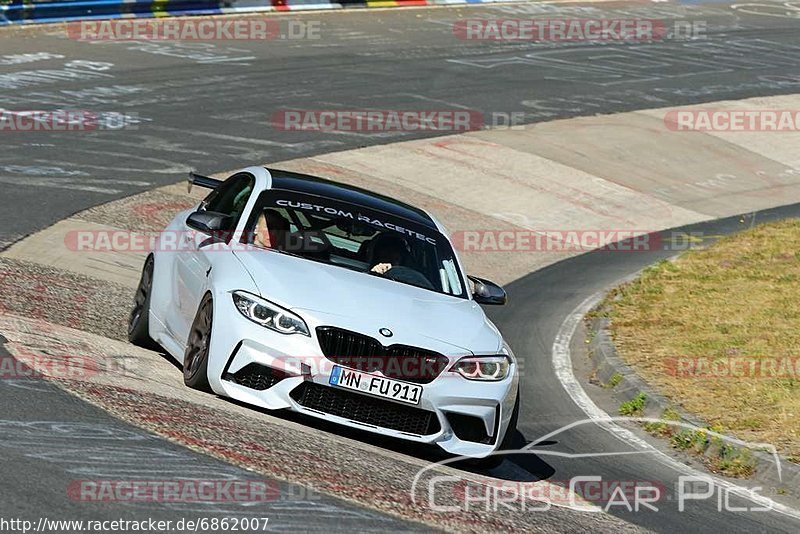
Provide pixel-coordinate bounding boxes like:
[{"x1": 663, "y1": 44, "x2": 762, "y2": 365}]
[
  {"x1": 254, "y1": 209, "x2": 291, "y2": 250},
  {"x1": 369, "y1": 233, "x2": 409, "y2": 274}
]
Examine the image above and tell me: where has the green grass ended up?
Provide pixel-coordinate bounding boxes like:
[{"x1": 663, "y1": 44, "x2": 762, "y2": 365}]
[
  {"x1": 607, "y1": 372, "x2": 623, "y2": 388},
  {"x1": 619, "y1": 392, "x2": 647, "y2": 416},
  {"x1": 666, "y1": 425, "x2": 757, "y2": 478},
  {"x1": 671, "y1": 429, "x2": 708, "y2": 452},
  {"x1": 715, "y1": 444, "x2": 756, "y2": 477},
  {"x1": 604, "y1": 219, "x2": 800, "y2": 461},
  {"x1": 644, "y1": 407, "x2": 681, "y2": 435}
]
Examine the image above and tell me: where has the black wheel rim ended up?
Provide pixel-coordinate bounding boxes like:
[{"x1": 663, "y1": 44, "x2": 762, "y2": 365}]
[
  {"x1": 184, "y1": 300, "x2": 212, "y2": 380},
  {"x1": 128, "y1": 258, "x2": 153, "y2": 336}
]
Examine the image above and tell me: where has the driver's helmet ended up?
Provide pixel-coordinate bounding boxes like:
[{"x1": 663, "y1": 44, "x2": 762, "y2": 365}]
[
  {"x1": 258, "y1": 208, "x2": 290, "y2": 249},
  {"x1": 369, "y1": 233, "x2": 411, "y2": 267}
]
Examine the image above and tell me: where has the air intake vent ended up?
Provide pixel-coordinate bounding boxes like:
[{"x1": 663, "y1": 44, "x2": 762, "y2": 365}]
[
  {"x1": 224, "y1": 363, "x2": 289, "y2": 391},
  {"x1": 290, "y1": 382, "x2": 441, "y2": 436}
]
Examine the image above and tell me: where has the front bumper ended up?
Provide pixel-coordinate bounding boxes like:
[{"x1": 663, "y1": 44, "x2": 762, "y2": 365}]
[{"x1": 207, "y1": 295, "x2": 518, "y2": 458}]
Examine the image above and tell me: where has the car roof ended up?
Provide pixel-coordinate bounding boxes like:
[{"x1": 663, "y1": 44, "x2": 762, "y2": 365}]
[{"x1": 265, "y1": 167, "x2": 438, "y2": 230}]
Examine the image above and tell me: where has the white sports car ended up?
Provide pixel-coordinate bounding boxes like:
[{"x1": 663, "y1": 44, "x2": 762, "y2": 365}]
[{"x1": 129, "y1": 167, "x2": 519, "y2": 459}]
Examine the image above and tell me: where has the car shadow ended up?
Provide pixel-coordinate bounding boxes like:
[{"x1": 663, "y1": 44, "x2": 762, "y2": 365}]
[{"x1": 152, "y1": 348, "x2": 182, "y2": 371}]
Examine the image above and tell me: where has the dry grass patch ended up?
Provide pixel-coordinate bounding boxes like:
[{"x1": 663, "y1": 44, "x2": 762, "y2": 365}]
[{"x1": 605, "y1": 219, "x2": 800, "y2": 462}]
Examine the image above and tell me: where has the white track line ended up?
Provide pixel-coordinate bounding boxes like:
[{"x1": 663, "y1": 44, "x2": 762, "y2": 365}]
[{"x1": 552, "y1": 290, "x2": 800, "y2": 521}]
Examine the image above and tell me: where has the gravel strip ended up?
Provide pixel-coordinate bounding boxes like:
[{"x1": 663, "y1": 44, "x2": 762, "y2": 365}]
[{"x1": 0, "y1": 257, "x2": 130, "y2": 341}]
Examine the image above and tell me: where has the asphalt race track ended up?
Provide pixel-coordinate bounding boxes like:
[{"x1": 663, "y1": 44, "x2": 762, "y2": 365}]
[{"x1": 3, "y1": 1, "x2": 800, "y2": 531}]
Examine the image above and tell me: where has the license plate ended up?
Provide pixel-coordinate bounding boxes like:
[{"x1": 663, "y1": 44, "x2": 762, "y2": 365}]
[{"x1": 329, "y1": 365, "x2": 422, "y2": 405}]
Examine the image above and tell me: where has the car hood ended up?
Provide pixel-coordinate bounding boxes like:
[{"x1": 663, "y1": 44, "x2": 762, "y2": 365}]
[{"x1": 233, "y1": 249, "x2": 502, "y2": 355}]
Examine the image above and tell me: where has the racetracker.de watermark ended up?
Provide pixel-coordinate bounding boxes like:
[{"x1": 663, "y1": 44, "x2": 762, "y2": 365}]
[
  {"x1": 664, "y1": 110, "x2": 800, "y2": 131},
  {"x1": 0, "y1": 352, "x2": 98, "y2": 381},
  {"x1": 67, "y1": 480, "x2": 285, "y2": 503},
  {"x1": 64, "y1": 229, "x2": 713, "y2": 254},
  {"x1": 664, "y1": 356, "x2": 800, "y2": 379},
  {"x1": 452, "y1": 19, "x2": 705, "y2": 42},
  {"x1": 232, "y1": 354, "x2": 459, "y2": 382},
  {"x1": 0, "y1": 110, "x2": 139, "y2": 132},
  {"x1": 64, "y1": 230, "x2": 329, "y2": 253},
  {"x1": 66, "y1": 19, "x2": 321, "y2": 41},
  {"x1": 0, "y1": 345, "x2": 135, "y2": 381},
  {"x1": 271, "y1": 110, "x2": 486, "y2": 132},
  {"x1": 451, "y1": 230, "x2": 658, "y2": 252}
]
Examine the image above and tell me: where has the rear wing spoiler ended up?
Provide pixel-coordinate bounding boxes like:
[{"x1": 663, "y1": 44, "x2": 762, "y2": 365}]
[{"x1": 187, "y1": 171, "x2": 223, "y2": 193}]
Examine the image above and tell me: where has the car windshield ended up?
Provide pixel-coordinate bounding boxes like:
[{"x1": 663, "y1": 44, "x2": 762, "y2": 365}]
[{"x1": 243, "y1": 189, "x2": 466, "y2": 298}]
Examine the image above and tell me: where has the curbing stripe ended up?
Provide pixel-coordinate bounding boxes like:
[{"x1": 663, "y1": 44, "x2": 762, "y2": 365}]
[{"x1": 1, "y1": 0, "x2": 629, "y2": 25}]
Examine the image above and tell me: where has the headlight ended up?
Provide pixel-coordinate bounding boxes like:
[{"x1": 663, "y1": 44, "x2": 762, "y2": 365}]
[
  {"x1": 452, "y1": 355, "x2": 510, "y2": 381},
  {"x1": 232, "y1": 291, "x2": 309, "y2": 336}
]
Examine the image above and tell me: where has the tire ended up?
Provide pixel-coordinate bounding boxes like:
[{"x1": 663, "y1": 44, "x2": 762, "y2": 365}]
[
  {"x1": 183, "y1": 294, "x2": 213, "y2": 392},
  {"x1": 471, "y1": 391, "x2": 520, "y2": 469},
  {"x1": 128, "y1": 255, "x2": 158, "y2": 349},
  {"x1": 500, "y1": 390, "x2": 521, "y2": 449}
]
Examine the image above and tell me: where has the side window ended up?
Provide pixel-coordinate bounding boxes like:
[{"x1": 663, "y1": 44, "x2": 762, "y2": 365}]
[
  {"x1": 203, "y1": 173, "x2": 254, "y2": 228},
  {"x1": 441, "y1": 259, "x2": 463, "y2": 296}
]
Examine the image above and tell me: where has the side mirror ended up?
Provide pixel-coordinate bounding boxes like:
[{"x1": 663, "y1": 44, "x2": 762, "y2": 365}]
[
  {"x1": 468, "y1": 275, "x2": 507, "y2": 305},
  {"x1": 186, "y1": 211, "x2": 233, "y2": 237}
]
